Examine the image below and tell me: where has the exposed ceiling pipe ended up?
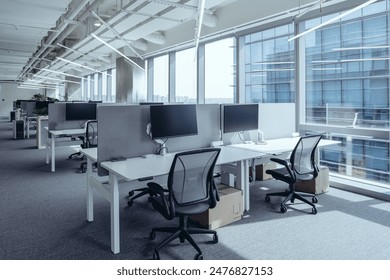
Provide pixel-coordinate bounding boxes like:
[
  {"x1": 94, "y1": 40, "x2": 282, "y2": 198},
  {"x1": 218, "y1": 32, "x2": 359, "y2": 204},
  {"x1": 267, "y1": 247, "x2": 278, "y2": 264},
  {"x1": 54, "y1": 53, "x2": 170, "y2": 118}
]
[
  {"x1": 18, "y1": 0, "x2": 93, "y2": 80},
  {"x1": 34, "y1": 0, "x2": 106, "y2": 75}
]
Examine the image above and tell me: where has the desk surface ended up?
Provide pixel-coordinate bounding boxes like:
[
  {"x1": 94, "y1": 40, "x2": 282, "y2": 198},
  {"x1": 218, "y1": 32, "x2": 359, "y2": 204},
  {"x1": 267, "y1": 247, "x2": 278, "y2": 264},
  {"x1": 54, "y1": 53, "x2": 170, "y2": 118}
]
[
  {"x1": 230, "y1": 137, "x2": 340, "y2": 154},
  {"x1": 99, "y1": 146, "x2": 264, "y2": 181},
  {"x1": 44, "y1": 127, "x2": 86, "y2": 136}
]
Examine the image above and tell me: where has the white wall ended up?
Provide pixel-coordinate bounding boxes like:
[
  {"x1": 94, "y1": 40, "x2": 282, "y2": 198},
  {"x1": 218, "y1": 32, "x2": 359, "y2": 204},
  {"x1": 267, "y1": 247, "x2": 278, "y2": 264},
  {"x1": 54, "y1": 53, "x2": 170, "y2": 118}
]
[{"x1": 0, "y1": 83, "x2": 44, "y2": 119}]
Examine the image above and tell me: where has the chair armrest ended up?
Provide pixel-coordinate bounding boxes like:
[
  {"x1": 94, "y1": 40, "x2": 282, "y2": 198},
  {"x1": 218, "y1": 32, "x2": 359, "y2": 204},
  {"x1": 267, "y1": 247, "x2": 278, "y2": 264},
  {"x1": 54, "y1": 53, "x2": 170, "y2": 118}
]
[
  {"x1": 209, "y1": 180, "x2": 219, "y2": 209},
  {"x1": 147, "y1": 182, "x2": 173, "y2": 219},
  {"x1": 147, "y1": 182, "x2": 165, "y2": 196},
  {"x1": 268, "y1": 158, "x2": 295, "y2": 179},
  {"x1": 269, "y1": 157, "x2": 289, "y2": 167}
]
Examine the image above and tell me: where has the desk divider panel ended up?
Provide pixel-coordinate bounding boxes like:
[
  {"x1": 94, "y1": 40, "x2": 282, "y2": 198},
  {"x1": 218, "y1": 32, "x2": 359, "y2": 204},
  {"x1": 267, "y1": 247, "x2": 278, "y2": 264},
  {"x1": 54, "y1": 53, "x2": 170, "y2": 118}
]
[
  {"x1": 97, "y1": 105, "x2": 157, "y2": 176},
  {"x1": 258, "y1": 103, "x2": 295, "y2": 140},
  {"x1": 164, "y1": 104, "x2": 221, "y2": 153},
  {"x1": 48, "y1": 102, "x2": 85, "y2": 130},
  {"x1": 20, "y1": 101, "x2": 36, "y2": 117},
  {"x1": 97, "y1": 104, "x2": 221, "y2": 176}
]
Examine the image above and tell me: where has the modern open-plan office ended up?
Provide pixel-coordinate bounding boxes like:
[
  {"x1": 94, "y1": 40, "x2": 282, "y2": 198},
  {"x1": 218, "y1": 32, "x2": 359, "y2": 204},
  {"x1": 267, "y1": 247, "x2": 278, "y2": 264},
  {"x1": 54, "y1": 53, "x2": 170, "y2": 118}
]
[{"x1": 0, "y1": 0, "x2": 389, "y2": 260}]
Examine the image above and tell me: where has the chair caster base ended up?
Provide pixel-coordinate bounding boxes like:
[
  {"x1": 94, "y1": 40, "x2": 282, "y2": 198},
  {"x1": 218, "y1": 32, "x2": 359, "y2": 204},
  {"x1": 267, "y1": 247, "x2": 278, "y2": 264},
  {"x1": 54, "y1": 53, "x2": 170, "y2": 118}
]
[
  {"x1": 153, "y1": 251, "x2": 160, "y2": 260},
  {"x1": 194, "y1": 253, "x2": 203, "y2": 260}
]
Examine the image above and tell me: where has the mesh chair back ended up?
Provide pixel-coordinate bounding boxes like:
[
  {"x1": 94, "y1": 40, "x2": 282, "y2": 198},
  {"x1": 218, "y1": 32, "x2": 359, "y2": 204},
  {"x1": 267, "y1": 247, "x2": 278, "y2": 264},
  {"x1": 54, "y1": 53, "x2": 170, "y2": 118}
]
[
  {"x1": 86, "y1": 120, "x2": 98, "y2": 148},
  {"x1": 291, "y1": 135, "x2": 322, "y2": 179},
  {"x1": 168, "y1": 148, "x2": 220, "y2": 207}
]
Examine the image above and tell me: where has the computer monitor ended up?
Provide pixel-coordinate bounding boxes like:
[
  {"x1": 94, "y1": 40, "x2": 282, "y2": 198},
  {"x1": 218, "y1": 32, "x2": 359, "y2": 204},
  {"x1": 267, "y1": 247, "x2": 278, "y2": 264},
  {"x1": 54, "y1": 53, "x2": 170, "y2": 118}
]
[
  {"x1": 35, "y1": 101, "x2": 53, "y2": 110},
  {"x1": 223, "y1": 104, "x2": 259, "y2": 133},
  {"x1": 150, "y1": 104, "x2": 198, "y2": 139},
  {"x1": 65, "y1": 103, "x2": 97, "y2": 121}
]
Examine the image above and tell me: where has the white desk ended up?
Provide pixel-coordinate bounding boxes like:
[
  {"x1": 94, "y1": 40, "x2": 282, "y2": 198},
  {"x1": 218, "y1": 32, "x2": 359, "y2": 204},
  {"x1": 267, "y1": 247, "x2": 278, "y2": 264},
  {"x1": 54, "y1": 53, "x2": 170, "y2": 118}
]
[
  {"x1": 231, "y1": 138, "x2": 339, "y2": 155},
  {"x1": 45, "y1": 127, "x2": 86, "y2": 172},
  {"x1": 25, "y1": 116, "x2": 37, "y2": 139},
  {"x1": 82, "y1": 146, "x2": 263, "y2": 254}
]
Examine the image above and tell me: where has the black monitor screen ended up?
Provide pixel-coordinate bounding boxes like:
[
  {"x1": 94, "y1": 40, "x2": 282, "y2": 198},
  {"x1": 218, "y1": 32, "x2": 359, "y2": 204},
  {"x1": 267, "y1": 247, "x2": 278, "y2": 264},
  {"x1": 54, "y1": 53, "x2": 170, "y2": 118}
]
[
  {"x1": 223, "y1": 104, "x2": 259, "y2": 133},
  {"x1": 35, "y1": 101, "x2": 53, "y2": 110},
  {"x1": 150, "y1": 104, "x2": 198, "y2": 139},
  {"x1": 65, "y1": 103, "x2": 97, "y2": 121}
]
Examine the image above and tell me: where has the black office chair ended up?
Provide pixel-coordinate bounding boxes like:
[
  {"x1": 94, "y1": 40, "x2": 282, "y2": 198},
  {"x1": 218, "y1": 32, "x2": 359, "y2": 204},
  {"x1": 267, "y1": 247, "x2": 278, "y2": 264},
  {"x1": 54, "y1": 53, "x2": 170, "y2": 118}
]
[
  {"x1": 147, "y1": 148, "x2": 221, "y2": 260},
  {"x1": 265, "y1": 134, "x2": 322, "y2": 214},
  {"x1": 80, "y1": 120, "x2": 98, "y2": 173},
  {"x1": 68, "y1": 136, "x2": 86, "y2": 160}
]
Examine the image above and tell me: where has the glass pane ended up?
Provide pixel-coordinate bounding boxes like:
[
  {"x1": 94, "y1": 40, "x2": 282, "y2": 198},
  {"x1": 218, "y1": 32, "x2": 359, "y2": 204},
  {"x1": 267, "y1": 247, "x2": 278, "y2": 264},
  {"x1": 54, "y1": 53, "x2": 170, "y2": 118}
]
[
  {"x1": 305, "y1": 4, "x2": 390, "y2": 185},
  {"x1": 205, "y1": 38, "x2": 235, "y2": 104},
  {"x1": 153, "y1": 55, "x2": 169, "y2": 102},
  {"x1": 175, "y1": 47, "x2": 197, "y2": 103},
  {"x1": 244, "y1": 23, "x2": 295, "y2": 103}
]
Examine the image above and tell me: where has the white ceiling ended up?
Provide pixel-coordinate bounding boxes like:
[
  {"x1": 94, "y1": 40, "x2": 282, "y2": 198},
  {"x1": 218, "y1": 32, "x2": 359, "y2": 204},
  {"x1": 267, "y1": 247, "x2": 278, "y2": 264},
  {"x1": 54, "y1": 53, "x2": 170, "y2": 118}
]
[{"x1": 0, "y1": 0, "x2": 354, "y2": 87}]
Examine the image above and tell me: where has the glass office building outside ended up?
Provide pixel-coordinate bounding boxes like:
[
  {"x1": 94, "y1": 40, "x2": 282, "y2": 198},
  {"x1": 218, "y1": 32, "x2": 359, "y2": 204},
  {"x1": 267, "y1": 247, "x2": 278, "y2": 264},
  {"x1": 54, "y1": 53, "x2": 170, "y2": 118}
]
[
  {"x1": 304, "y1": 1, "x2": 390, "y2": 183},
  {"x1": 242, "y1": 2, "x2": 389, "y2": 185},
  {"x1": 144, "y1": 1, "x2": 390, "y2": 187}
]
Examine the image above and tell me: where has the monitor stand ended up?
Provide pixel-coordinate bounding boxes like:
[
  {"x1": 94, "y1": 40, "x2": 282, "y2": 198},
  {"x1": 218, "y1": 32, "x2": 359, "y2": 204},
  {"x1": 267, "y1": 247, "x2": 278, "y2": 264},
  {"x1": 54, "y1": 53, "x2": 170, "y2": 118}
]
[{"x1": 154, "y1": 139, "x2": 171, "y2": 156}]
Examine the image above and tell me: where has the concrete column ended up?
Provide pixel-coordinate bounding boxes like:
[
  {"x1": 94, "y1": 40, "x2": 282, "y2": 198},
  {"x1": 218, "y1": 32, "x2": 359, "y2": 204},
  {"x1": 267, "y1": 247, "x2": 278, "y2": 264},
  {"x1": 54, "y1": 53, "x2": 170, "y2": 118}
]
[{"x1": 116, "y1": 56, "x2": 146, "y2": 103}]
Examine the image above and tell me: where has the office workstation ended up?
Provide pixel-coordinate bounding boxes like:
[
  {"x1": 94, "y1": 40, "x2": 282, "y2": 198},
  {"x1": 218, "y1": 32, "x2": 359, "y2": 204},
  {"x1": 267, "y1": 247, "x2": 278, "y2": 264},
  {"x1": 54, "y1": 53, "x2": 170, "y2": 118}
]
[{"x1": 0, "y1": 0, "x2": 389, "y2": 266}]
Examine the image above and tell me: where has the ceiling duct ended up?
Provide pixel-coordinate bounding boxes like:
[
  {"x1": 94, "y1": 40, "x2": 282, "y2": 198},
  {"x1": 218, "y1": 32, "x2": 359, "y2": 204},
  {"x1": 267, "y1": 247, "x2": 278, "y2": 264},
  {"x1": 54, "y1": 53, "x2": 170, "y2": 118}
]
[
  {"x1": 201, "y1": 13, "x2": 218, "y2": 27},
  {"x1": 130, "y1": 39, "x2": 148, "y2": 51},
  {"x1": 144, "y1": 32, "x2": 166, "y2": 45}
]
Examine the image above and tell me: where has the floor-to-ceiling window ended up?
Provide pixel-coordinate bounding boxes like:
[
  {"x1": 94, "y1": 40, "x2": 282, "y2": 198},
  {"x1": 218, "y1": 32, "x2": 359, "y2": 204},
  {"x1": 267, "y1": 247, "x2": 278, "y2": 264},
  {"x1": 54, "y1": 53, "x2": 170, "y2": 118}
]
[
  {"x1": 175, "y1": 47, "x2": 197, "y2": 103},
  {"x1": 81, "y1": 68, "x2": 116, "y2": 102},
  {"x1": 205, "y1": 38, "x2": 235, "y2": 104},
  {"x1": 244, "y1": 23, "x2": 295, "y2": 103},
  {"x1": 153, "y1": 55, "x2": 169, "y2": 102},
  {"x1": 304, "y1": 0, "x2": 390, "y2": 183}
]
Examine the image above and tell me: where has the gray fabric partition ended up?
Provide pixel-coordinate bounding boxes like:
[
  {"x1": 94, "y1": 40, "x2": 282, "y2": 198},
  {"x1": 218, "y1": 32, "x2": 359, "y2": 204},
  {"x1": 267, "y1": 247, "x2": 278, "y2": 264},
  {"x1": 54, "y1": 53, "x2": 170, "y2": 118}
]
[
  {"x1": 165, "y1": 104, "x2": 220, "y2": 153},
  {"x1": 21, "y1": 101, "x2": 36, "y2": 117},
  {"x1": 48, "y1": 102, "x2": 87, "y2": 130},
  {"x1": 97, "y1": 105, "x2": 157, "y2": 176},
  {"x1": 97, "y1": 104, "x2": 221, "y2": 176}
]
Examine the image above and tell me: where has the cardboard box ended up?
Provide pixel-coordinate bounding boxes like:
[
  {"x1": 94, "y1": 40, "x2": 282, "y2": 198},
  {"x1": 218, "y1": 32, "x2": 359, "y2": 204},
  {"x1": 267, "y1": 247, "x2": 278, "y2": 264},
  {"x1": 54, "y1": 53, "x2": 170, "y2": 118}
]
[
  {"x1": 249, "y1": 162, "x2": 277, "y2": 181},
  {"x1": 295, "y1": 166, "x2": 329, "y2": 194},
  {"x1": 190, "y1": 185, "x2": 243, "y2": 230}
]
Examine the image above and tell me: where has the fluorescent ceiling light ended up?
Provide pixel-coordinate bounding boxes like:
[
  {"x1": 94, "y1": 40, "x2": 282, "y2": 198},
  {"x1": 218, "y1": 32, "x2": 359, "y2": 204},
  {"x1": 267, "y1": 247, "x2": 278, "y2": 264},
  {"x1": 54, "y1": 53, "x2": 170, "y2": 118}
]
[
  {"x1": 194, "y1": 0, "x2": 206, "y2": 53},
  {"x1": 57, "y1": 57, "x2": 105, "y2": 74},
  {"x1": 18, "y1": 85, "x2": 58, "y2": 90},
  {"x1": 40, "y1": 68, "x2": 83, "y2": 79},
  {"x1": 34, "y1": 74, "x2": 81, "y2": 84},
  {"x1": 57, "y1": 43, "x2": 110, "y2": 64},
  {"x1": 288, "y1": 0, "x2": 379, "y2": 42},
  {"x1": 90, "y1": 11, "x2": 143, "y2": 61},
  {"x1": 91, "y1": 33, "x2": 145, "y2": 72}
]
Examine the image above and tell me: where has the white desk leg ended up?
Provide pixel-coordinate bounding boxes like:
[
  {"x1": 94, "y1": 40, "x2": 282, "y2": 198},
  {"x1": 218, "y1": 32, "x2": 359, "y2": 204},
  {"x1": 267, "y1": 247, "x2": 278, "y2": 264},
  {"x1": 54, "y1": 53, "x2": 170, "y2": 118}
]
[
  {"x1": 243, "y1": 159, "x2": 250, "y2": 211},
  {"x1": 45, "y1": 138, "x2": 50, "y2": 164},
  {"x1": 109, "y1": 173, "x2": 120, "y2": 254},
  {"x1": 86, "y1": 157, "x2": 94, "y2": 222},
  {"x1": 236, "y1": 160, "x2": 250, "y2": 212},
  {"x1": 26, "y1": 119, "x2": 29, "y2": 139},
  {"x1": 51, "y1": 136, "x2": 55, "y2": 172}
]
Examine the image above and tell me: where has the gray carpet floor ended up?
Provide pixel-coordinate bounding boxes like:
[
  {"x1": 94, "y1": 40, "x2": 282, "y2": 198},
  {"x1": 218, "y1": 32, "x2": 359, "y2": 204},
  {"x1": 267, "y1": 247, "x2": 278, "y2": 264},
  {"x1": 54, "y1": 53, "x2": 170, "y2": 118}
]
[{"x1": 1, "y1": 120, "x2": 390, "y2": 260}]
